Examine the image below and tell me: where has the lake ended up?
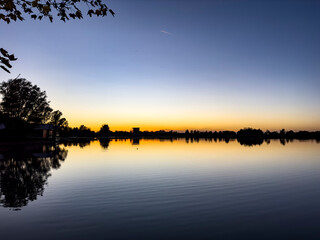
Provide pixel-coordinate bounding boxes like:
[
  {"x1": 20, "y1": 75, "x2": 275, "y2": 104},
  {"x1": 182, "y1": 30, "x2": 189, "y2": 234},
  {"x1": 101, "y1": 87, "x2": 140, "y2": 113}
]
[{"x1": 0, "y1": 139, "x2": 320, "y2": 239}]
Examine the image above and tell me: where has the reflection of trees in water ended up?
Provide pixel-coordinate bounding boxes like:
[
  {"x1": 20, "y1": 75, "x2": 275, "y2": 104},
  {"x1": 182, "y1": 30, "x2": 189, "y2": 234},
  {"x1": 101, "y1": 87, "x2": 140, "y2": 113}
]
[
  {"x1": 99, "y1": 137, "x2": 317, "y2": 149},
  {"x1": 237, "y1": 138, "x2": 264, "y2": 147},
  {"x1": 0, "y1": 144, "x2": 68, "y2": 210},
  {"x1": 61, "y1": 139, "x2": 92, "y2": 148},
  {"x1": 99, "y1": 139, "x2": 111, "y2": 149},
  {"x1": 99, "y1": 137, "x2": 267, "y2": 147}
]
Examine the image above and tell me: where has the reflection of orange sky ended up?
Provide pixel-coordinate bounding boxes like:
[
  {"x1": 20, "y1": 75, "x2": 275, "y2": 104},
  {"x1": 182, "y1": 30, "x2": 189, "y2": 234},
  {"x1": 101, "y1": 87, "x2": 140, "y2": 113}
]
[
  {"x1": 65, "y1": 139, "x2": 320, "y2": 167},
  {"x1": 69, "y1": 138, "x2": 319, "y2": 154},
  {"x1": 54, "y1": 139, "x2": 319, "y2": 186},
  {"x1": 52, "y1": 140, "x2": 320, "y2": 193}
]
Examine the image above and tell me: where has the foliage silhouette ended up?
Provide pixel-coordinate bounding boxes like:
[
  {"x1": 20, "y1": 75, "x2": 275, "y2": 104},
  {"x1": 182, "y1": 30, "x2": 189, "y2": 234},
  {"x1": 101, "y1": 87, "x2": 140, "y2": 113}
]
[
  {"x1": 237, "y1": 128, "x2": 264, "y2": 146},
  {"x1": 50, "y1": 110, "x2": 68, "y2": 128},
  {"x1": 59, "y1": 125, "x2": 95, "y2": 138},
  {"x1": 98, "y1": 124, "x2": 110, "y2": 137},
  {"x1": 0, "y1": 48, "x2": 17, "y2": 73},
  {"x1": 0, "y1": 78, "x2": 52, "y2": 124}
]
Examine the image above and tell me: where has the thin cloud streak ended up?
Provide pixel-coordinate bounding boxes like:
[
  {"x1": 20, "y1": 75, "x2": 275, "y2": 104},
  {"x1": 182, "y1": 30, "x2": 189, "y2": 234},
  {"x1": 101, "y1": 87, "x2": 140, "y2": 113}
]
[{"x1": 161, "y1": 30, "x2": 172, "y2": 35}]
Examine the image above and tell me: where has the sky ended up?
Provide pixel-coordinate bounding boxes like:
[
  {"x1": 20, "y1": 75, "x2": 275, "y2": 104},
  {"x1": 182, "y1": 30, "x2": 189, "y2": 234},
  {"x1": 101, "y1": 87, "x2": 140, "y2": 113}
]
[{"x1": 1, "y1": 0, "x2": 320, "y2": 131}]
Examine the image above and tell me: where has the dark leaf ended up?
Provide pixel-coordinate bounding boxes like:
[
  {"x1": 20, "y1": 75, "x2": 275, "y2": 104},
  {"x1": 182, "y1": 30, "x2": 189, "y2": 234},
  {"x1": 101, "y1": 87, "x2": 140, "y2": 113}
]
[
  {"x1": 8, "y1": 54, "x2": 18, "y2": 61},
  {"x1": 0, "y1": 66, "x2": 10, "y2": 73},
  {"x1": 10, "y1": 14, "x2": 17, "y2": 21},
  {"x1": 5, "y1": 1, "x2": 16, "y2": 11},
  {"x1": 0, "y1": 48, "x2": 9, "y2": 57},
  {"x1": 1, "y1": 59, "x2": 12, "y2": 68},
  {"x1": 87, "y1": 9, "x2": 94, "y2": 17}
]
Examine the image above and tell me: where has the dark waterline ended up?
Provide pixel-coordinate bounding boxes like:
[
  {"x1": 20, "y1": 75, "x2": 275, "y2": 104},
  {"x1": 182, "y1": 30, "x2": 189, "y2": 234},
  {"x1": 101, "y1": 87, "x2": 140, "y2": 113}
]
[{"x1": 0, "y1": 140, "x2": 320, "y2": 239}]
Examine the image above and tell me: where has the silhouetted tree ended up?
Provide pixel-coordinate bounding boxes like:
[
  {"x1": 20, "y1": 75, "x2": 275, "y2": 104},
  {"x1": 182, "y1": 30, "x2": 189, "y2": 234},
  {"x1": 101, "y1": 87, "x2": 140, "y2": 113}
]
[
  {"x1": 99, "y1": 124, "x2": 110, "y2": 137},
  {"x1": 1, "y1": 0, "x2": 114, "y2": 73},
  {"x1": 49, "y1": 110, "x2": 68, "y2": 129},
  {"x1": 0, "y1": 78, "x2": 52, "y2": 124},
  {"x1": 77, "y1": 125, "x2": 95, "y2": 137},
  {"x1": 49, "y1": 110, "x2": 68, "y2": 137},
  {"x1": 79, "y1": 125, "x2": 88, "y2": 131},
  {"x1": 279, "y1": 129, "x2": 286, "y2": 139},
  {"x1": 237, "y1": 128, "x2": 264, "y2": 146},
  {"x1": 237, "y1": 128, "x2": 264, "y2": 137}
]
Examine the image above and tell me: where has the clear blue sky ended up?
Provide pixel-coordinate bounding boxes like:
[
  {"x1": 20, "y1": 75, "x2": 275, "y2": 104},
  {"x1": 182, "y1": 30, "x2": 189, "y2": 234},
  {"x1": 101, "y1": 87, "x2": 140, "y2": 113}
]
[{"x1": 1, "y1": 0, "x2": 320, "y2": 131}]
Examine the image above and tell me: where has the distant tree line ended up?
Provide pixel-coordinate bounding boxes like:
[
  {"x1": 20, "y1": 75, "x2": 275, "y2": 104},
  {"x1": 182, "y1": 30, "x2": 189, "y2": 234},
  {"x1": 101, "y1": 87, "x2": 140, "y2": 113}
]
[
  {"x1": 62, "y1": 127, "x2": 319, "y2": 145},
  {"x1": 98, "y1": 128, "x2": 320, "y2": 141},
  {"x1": 0, "y1": 78, "x2": 319, "y2": 142}
]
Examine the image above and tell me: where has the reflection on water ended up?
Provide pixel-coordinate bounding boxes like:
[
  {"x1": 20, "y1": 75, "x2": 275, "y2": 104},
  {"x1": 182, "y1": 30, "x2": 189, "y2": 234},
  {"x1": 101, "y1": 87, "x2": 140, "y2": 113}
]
[
  {"x1": 61, "y1": 137, "x2": 320, "y2": 149},
  {"x1": 131, "y1": 138, "x2": 140, "y2": 145},
  {"x1": 0, "y1": 144, "x2": 67, "y2": 210},
  {"x1": 0, "y1": 139, "x2": 320, "y2": 240},
  {"x1": 0, "y1": 138, "x2": 318, "y2": 211},
  {"x1": 99, "y1": 138, "x2": 111, "y2": 149},
  {"x1": 61, "y1": 139, "x2": 92, "y2": 148}
]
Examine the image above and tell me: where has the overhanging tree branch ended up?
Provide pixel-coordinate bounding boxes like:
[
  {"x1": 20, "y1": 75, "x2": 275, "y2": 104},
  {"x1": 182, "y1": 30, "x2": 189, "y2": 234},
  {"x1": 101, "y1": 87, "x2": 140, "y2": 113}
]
[{"x1": 1, "y1": 0, "x2": 114, "y2": 73}]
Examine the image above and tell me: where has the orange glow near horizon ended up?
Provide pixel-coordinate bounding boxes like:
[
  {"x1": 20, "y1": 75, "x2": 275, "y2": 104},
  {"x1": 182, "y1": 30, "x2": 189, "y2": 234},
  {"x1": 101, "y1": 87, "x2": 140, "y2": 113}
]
[
  {"x1": 53, "y1": 92, "x2": 320, "y2": 132},
  {"x1": 67, "y1": 118, "x2": 320, "y2": 132}
]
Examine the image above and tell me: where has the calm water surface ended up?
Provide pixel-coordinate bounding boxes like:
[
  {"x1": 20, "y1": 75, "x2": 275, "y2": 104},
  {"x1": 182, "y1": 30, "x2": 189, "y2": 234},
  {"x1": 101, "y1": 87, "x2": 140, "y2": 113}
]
[{"x1": 0, "y1": 139, "x2": 320, "y2": 239}]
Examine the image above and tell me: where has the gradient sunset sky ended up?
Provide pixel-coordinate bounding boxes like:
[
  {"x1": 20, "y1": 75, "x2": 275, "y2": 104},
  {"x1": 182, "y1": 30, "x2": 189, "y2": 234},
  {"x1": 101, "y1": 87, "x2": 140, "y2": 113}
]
[{"x1": 1, "y1": 0, "x2": 319, "y2": 131}]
